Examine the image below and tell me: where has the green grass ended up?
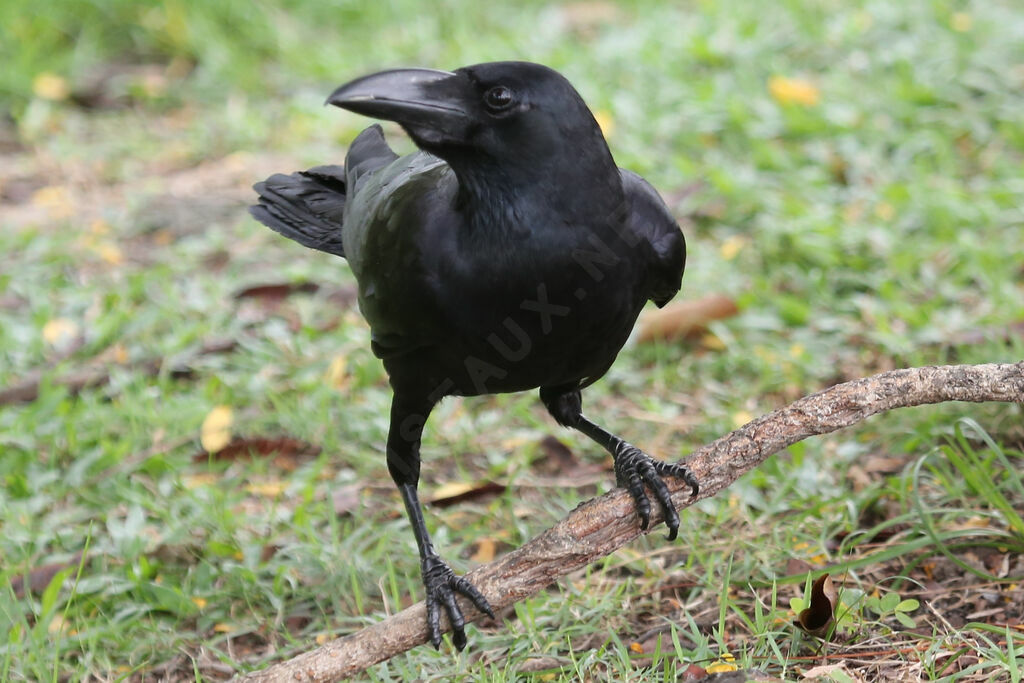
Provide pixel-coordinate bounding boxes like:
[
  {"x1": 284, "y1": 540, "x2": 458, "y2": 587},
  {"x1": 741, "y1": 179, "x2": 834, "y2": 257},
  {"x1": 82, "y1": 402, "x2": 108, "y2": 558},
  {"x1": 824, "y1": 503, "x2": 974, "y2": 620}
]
[{"x1": 2, "y1": 0, "x2": 1023, "y2": 680}]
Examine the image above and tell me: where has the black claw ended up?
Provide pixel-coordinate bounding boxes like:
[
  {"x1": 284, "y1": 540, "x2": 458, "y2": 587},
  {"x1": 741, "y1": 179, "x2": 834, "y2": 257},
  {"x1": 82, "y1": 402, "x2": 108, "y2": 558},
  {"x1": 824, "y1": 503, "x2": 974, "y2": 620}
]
[
  {"x1": 455, "y1": 575, "x2": 495, "y2": 619},
  {"x1": 421, "y1": 554, "x2": 492, "y2": 651},
  {"x1": 613, "y1": 444, "x2": 700, "y2": 540}
]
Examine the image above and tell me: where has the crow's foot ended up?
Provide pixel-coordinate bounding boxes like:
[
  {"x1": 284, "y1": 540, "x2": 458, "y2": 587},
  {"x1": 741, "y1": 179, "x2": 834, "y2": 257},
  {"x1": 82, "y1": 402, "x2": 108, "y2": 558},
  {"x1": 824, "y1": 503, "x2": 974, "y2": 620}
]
[
  {"x1": 613, "y1": 443, "x2": 699, "y2": 541},
  {"x1": 422, "y1": 554, "x2": 494, "y2": 650}
]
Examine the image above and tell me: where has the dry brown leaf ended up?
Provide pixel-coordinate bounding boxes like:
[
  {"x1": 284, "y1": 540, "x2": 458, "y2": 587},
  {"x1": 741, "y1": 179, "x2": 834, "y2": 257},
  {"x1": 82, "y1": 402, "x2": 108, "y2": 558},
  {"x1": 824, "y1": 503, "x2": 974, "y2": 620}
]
[
  {"x1": 428, "y1": 481, "x2": 505, "y2": 508},
  {"x1": 10, "y1": 553, "x2": 83, "y2": 598},
  {"x1": 802, "y1": 663, "x2": 863, "y2": 681},
  {"x1": 637, "y1": 294, "x2": 738, "y2": 343},
  {"x1": 193, "y1": 435, "x2": 320, "y2": 468},
  {"x1": 234, "y1": 281, "x2": 320, "y2": 301},
  {"x1": 795, "y1": 573, "x2": 837, "y2": 635},
  {"x1": 681, "y1": 663, "x2": 709, "y2": 681}
]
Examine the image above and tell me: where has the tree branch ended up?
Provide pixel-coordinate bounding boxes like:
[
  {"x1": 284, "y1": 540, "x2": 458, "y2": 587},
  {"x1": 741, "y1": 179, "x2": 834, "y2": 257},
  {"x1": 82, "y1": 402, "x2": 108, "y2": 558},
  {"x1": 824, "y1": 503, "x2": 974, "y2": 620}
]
[{"x1": 235, "y1": 361, "x2": 1024, "y2": 682}]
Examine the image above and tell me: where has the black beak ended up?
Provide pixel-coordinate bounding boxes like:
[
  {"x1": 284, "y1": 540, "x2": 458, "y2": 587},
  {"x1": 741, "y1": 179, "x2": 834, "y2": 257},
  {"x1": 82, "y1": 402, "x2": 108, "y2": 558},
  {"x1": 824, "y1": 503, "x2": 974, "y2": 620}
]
[{"x1": 327, "y1": 68, "x2": 471, "y2": 144}]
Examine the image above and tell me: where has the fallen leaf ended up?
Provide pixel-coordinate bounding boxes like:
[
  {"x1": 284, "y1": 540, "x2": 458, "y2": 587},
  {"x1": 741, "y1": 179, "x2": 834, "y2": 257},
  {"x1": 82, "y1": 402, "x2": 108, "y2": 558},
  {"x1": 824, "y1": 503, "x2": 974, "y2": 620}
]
[
  {"x1": 700, "y1": 332, "x2": 726, "y2": 350},
  {"x1": 795, "y1": 574, "x2": 837, "y2": 635},
  {"x1": 191, "y1": 436, "x2": 320, "y2": 468},
  {"x1": 30, "y1": 185, "x2": 74, "y2": 219},
  {"x1": 637, "y1": 294, "x2": 738, "y2": 343},
  {"x1": 706, "y1": 655, "x2": 738, "y2": 673},
  {"x1": 681, "y1": 663, "x2": 708, "y2": 680},
  {"x1": 731, "y1": 410, "x2": 753, "y2": 428},
  {"x1": 33, "y1": 72, "x2": 70, "y2": 101},
  {"x1": 234, "y1": 281, "x2": 320, "y2": 301},
  {"x1": 593, "y1": 110, "x2": 614, "y2": 138},
  {"x1": 245, "y1": 480, "x2": 287, "y2": 497},
  {"x1": 48, "y1": 614, "x2": 71, "y2": 635},
  {"x1": 470, "y1": 538, "x2": 498, "y2": 563},
  {"x1": 428, "y1": 481, "x2": 506, "y2": 508},
  {"x1": 94, "y1": 241, "x2": 124, "y2": 265},
  {"x1": 199, "y1": 406, "x2": 234, "y2": 454},
  {"x1": 720, "y1": 235, "x2": 747, "y2": 260},
  {"x1": 769, "y1": 76, "x2": 820, "y2": 107},
  {"x1": 42, "y1": 318, "x2": 80, "y2": 347},
  {"x1": 326, "y1": 354, "x2": 348, "y2": 389},
  {"x1": 10, "y1": 553, "x2": 83, "y2": 598},
  {"x1": 183, "y1": 473, "x2": 218, "y2": 489},
  {"x1": 802, "y1": 663, "x2": 862, "y2": 681}
]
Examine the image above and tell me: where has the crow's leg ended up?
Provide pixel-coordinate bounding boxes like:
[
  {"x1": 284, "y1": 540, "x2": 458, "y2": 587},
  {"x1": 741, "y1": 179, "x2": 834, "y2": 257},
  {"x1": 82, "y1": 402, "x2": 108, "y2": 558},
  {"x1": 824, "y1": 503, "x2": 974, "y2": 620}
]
[
  {"x1": 387, "y1": 395, "x2": 494, "y2": 650},
  {"x1": 540, "y1": 386, "x2": 698, "y2": 540}
]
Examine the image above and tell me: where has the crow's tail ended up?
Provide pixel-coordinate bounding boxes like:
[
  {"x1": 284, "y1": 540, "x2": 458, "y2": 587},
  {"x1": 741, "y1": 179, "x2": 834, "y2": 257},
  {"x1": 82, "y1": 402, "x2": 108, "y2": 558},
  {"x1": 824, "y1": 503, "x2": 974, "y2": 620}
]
[{"x1": 250, "y1": 165, "x2": 348, "y2": 258}]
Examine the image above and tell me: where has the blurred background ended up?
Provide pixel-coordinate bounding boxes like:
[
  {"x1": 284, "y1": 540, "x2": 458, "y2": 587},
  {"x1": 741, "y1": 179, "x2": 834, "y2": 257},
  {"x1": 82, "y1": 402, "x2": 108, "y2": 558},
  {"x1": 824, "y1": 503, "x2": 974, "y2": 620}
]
[{"x1": 1, "y1": 0, "x2": 1022, "y2": 680}]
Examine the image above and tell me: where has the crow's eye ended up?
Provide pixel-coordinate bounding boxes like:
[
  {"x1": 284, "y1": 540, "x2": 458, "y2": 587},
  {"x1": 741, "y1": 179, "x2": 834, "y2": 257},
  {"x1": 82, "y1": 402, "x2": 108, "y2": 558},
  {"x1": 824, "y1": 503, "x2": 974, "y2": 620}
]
[{"x1": 483, "y1": 86, "x2": 515, "y2": 112}]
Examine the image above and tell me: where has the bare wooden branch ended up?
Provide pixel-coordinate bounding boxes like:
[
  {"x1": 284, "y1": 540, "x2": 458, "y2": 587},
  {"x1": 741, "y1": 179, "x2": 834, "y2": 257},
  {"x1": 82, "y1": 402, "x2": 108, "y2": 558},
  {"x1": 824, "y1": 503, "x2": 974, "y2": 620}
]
[{"x1": 235, "y1": 361, "x2": 1024, "y2": 682}]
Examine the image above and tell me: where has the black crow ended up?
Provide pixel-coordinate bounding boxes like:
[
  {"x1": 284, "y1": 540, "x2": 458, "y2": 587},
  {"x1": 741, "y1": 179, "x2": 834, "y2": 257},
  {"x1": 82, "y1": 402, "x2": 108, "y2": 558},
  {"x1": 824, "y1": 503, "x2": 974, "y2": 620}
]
[{"x1": 251, "y1": 61, "x2": 697, "y2": 650}]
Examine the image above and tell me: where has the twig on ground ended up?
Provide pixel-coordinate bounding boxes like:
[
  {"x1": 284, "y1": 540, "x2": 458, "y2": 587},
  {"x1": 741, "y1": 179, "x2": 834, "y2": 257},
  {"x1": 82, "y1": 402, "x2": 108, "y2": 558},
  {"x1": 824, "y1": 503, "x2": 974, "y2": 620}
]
[{"x1": 235, "y1": 361, "x2": 1024, "y2": 682}]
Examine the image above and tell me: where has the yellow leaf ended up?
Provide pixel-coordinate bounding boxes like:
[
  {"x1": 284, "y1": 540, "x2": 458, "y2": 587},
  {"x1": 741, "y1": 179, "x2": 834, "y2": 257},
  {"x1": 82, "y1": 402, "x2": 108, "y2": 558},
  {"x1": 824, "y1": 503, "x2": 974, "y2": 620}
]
[
  {"x1": 31, "y1": 185, "x2": 74, "y2": 220},
  {"x1": 951, "y1": 12, "x2": 972, "y2": 32},
  {"x1": 33, "y1": 72, "x2": 70, "y2": 101},
  {"x1": 432, "y1": 481, "x2": 477, "y2": 500},
  {"x1": 200, "y1": 405, "x2": 234, "y2": 453},
  {"x1": 95, "y1": 241, "x2": 124, "y2": 265},
  {"x1": 700, "y1": 332, "x2": 726, "y2": 351},
  {"x1": 874, "y1": 201, "x2": 895, "y2": 221},
  {"x1": 769, "y1": 76, "x2": 820, "y2": 107},
  {"x1": 593, "y1": 110, "x2": 615, "y2": 138},
  {"x1": 731, "y1": 410, "x2": 752, "y2": 428},
  {"x1": 245, "y1": 480, "x2": 286, "y2": 497},
  {"x1": 42, "y1": 318, "x2": 79, "y2": 346},
  {"x1": 183, "y1": 473, "x2": 218, "y2": 489},
  {"x1": 48, "y1": 615, "x2": 70, "y2": 635},
  {"x1": 471, "y1": 538, "x2": 497, "y2": 563},
  {"x1": 112, "y1": 343, "x2": 129, "y2": 364},
  {"x1": 326, "y1": 354, "x2": 348, "y2": 389},
  {"x1": 719, "y1": 235, "x2": 746, "y2": 261}
]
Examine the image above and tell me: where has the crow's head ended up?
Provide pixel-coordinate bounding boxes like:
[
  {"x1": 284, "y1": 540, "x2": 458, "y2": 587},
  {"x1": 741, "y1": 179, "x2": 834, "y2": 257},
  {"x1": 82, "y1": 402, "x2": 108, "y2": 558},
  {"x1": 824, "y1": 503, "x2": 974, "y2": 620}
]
[{"x1": 327, "y1": 62, "x2": 611, "y2": 173}]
